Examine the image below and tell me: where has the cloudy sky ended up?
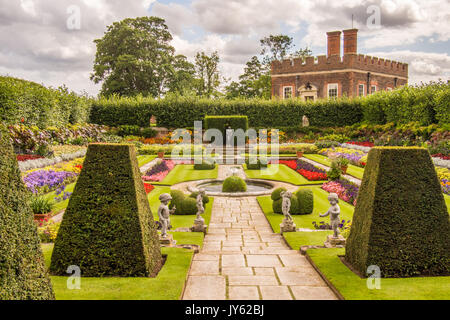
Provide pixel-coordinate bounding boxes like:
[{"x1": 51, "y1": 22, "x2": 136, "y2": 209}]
[{"x1": 0, "y1": 0, "x2": 449, "y2": 96}]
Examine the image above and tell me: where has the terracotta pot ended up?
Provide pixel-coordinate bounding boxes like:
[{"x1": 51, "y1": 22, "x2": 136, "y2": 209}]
[
  {"x1": 34, "y1": 212, "x2": 52, "y2": 222},
  {"x1": 296, "y1": 151, "x2": 304, "y2": 158},
  {"x1": 157, "y1": 152, "x2": 165, "y2": 158},
  {"x1": 340, "y1": 165, "x2": 348, "y2": 174}
]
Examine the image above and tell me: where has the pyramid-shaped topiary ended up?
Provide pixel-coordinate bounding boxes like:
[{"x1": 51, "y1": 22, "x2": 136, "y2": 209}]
[
  {"x1": 0, "y1": 124, "x2": 55, "y2": 300},
  {"x1": 50, "y1": 144, "x2": 162, "y2": 277},
  {"x1": 346, "y1": 147, "x2": 449, "y2": 278}
]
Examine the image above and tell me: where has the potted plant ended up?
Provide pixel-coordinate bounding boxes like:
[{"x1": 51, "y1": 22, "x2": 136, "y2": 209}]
[
  {"x1": 30, "y1": 196, "x2": 54, "y2": 221},
  {"x1": 337, "y1": 157, "x2": 349, "y2": 174},
  {"x1": 157, "y1": 148, "x2": 165, "y2": 158},
  {"x1": 296, "y1": 148, "x2": 304, "y2": 158}
]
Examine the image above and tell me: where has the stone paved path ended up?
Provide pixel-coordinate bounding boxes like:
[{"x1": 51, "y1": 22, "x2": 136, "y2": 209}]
[{"x1": 182, "y1": 166, "x2": 337, "y2": 300}]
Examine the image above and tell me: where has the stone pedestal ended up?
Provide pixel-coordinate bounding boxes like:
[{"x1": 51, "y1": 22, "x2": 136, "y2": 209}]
[
  {"x1": 324, "y1": 235, "x2": 346, "y2": 248},
  {"x1": 159, "y1": 234, "x2": 175, "y2": 246},
  {"x1": 280, "y1": 219, "x2": 296, "y2": 233},
  {"x1": 191, "y1": 218, "x2": 207, "y2": 233}
]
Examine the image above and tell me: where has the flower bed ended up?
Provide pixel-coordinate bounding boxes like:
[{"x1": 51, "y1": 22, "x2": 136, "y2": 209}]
[
  {"x1": 320, "y1": 147, "x2": 367, "y2": 167},
  {"x1": 345, "y1": 141, "x2": 374, "y2": 147},
  {"x1": 432, "y1": 153, "x2": 450, "y2": 160},
  {"x1": 321, "y1": 178, "x2": 359, "y2": 206},
  {"x1": 278, "y1": 159, "x2": 328, "y2": 181},
  {"x1": 23, "y1": 170, "x2": 77, "y2": 194},
  {"x1": 17, "y1": 154, "x2": 44, "y2": 162},
  {"x1": 141, "y1": 159, "x2": 191, "y2": 182}
]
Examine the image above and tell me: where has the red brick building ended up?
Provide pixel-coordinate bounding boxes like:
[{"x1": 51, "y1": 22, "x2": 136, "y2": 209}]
[{"x1": 271, "y1": 29, "x2": 408, "y2": 100}]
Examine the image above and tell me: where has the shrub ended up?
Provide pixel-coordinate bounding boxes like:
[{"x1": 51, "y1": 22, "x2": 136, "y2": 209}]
[
  {"x1": 315, "y1": 140, "x2": 340, "y2": 149},
  {"x1": 327, "y1": 161, "x2": 342, "y2": 181},
  {"x1": 295, "y1": 188, "x2": 314, "y2": 214},
  {"x1": 29, "y1": 196, "x2": 54, "y2": 214},
  {"x1": 222, "y1": 176, "x2": 247, "y2": 192},
  {"x1": 189, "y1": 192, "x2": 210, "y2": 204},
  {"x1": 179, "y1": 197, "x2": 198, "y2": 215},
  {"x1": 50, "y1": 144, "x2": 162, "y2": 277},
  {"x1": 117, "y1": 125, "x2": 141, "y2": 137},
  {"x1": 169, "y1": 190, "x2": 185, "y2": 214},
  {"x1": 194, "y1": 160, "x2": 215, "y2": 170},
  {"x1": 271, "y1": 187, "x2": 287, "y2": 201},
  {"x1": 0, "y1": 124, "x2": 55, "y2": 299},
  {"x1": 345, "y1": 147, "x2": 450, "y2": 277},
  {"x1": 141, "y1": 127, "x2": 157, "y2": 138},
  {"x1": 245, "y1": 158, "x2": 268, "y2": 170}
]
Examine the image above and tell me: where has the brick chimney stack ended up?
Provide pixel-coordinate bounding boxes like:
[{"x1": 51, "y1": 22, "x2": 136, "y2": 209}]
[
  {"x1": 327, "y1": 31, "x2": 341, "y2": 57},
  {"x1": 343, "y1": 28, "x2": 358, "y2": 55}
]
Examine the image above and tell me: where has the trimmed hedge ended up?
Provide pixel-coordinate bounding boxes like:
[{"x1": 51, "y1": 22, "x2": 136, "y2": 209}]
[
  {"x1": 189, "y1": 192, "x2": 210, "y2": 204},
  {"x1": 296, "y1": 189, "x2": 314, "y2": 214},
  {"x1": 204, "y1": 115, "x2": 249, "y2": 144},
  {"x1": 0, "y1": 124, "x2": 55, "y2": 300},
  {"x1": 50, "y1": 144, "x2": 162, "y2": 277},
  {"x1": 222, "y1": 176, "x2": 247, "y2": 192},
  {"x1": 245, "y1": 158, "x2": 268, "y2": 170},
  {"x1": 271, "y1": 187, "x2": 287, "y2": 201},
  {"x1": 169, "y1": 190, "x2": 207, "y2": 215},
  {"x1": 273, "y1": 194, "x2": 300, "y2": 214},
  {"x1": 0, "y1": 76, "x2": 91, "y2": 128},
  {"x1": 194, "y1": 160, "x2": 216, "y2": 170},
  {"x1": 345, "y1": 147, "x2": 450, "y2": 277}
]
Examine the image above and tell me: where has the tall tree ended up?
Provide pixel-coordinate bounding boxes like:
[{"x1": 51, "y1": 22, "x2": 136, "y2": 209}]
[
  {"x1": 260, "y1": 34, "x2": 294, "y2": 65},
  {"x1": 194, "y1": 51, "x2": 221, "y2": 98},
  {"x1": 91, "y1": 16, "x2": 194, "y2": 97}
]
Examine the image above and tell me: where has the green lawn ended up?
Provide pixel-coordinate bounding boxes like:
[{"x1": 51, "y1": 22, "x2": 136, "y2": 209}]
[
  {"x1": 307, "y1": 248, "x2": 450, "y2": 300},
  {"x1": 445, "y1": 194, "x2": 450, "y2": 212},
  {"x1": 303, "y1": 154, "x2": 365, "y2": 180},
  {"x1": 41, "y1": 244, "x2": 193, "y2": 300},
  {"x1": 244, "y1": 164, "x2": 325, "y2": 185},
  {"x1": 153, "y1": 164, "x2": 218, "y2": 186},
  {"x1": 138, "y1": 155, "x2": 157, "y2": 167}
]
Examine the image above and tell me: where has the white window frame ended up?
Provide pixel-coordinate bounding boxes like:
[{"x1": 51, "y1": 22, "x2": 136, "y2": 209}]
[
  {"x1": 371, "y1": 85, "x2": 377, "y2": 94},
  {"x1": 358, "y1": 84, "x2": 365, "y2": 96},
  {"x1": 283, "y1": 86, "x2": 293, "y2": 99},
  {"x1": 327, "y1": 83, "x2": 338, "y2": 98}
]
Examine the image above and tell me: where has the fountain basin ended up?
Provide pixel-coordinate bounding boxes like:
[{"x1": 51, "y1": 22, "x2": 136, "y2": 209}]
[{"x1": 188, "y1": 179, "x2": 276, "y2": 197}]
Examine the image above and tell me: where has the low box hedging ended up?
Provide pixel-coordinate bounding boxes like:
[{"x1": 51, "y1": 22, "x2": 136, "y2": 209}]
[
  {"x1": 296, "y1": 189, "x2": 314, "y2": 214},
  {"x1": 0, "y1": 124, "x2": 55, "y2": 299},
  {"x1": 169, "y1": 190, "x2": 207, "y2": 215},
  {"x1": 194, "y1": 160, "x2": 216, "y2": 170},
  {"x1": 50, "y1": 143, "x2": 162, "y2": 277},
  {"x1": 345, "y1": 147, "x2": 450, "y2": 277}
]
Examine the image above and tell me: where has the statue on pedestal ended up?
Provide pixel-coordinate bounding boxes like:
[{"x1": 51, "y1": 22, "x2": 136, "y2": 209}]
[
  {"x1": 192, "y1": 189, "x2": 207, "y2": 233},
  {"x1": 320, "y1": 193, "x2": 341, "y2": 238},
  {"x1": 158, "y1": 193, "x2": 175, "y2": 238},
  {"x1": 302, "y1": 115, "x2": 310, "y2": 127},
  {"x1": 280, "y1": 191, "x2": 296, "y2": 233}
]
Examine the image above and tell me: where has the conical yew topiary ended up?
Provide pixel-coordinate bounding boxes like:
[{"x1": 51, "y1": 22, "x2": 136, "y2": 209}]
[
  {"x1": 0, "y1": 124, "x2": 55, "y2": 300},
  {"x1": 345, "y1": 147, "x2": 449, "y2": 278},
  {"x1": 50, "y1": 144, "x2": 162, "y2": 277}
]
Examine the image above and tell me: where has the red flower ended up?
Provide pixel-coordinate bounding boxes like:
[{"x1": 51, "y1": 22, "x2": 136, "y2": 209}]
[
  {"x1": 21, "y1": 117, "x2": 24, "y2": 123},
  {"x1": 143, "y1": 183, "x2": 154, "y2": 194}
]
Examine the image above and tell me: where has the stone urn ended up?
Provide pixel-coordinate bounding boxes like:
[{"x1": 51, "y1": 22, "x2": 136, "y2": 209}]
[
  {"x1": 340, "y1": 165, "x2": 348, "y2": 174},
  {"x1": 157, "y1": 151, "x2": 165, "y2": 158}
]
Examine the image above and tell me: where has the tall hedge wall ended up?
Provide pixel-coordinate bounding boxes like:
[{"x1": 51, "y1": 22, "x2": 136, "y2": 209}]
[
  {"x1": 0, "y1": 76, "x2": 91, "y2": 128},
  {"x1": 50, "y1": 143, "x2": 162, "y2": 277},
  {"x1": 0, "y1": 124, "x2": 55, "y2": 300},
  {"x1": 89, "y1": 82, "x2": 449, "y2": 129},
  {"x1": 345, "y1": 147, "x2": 450, "y2": 278}
]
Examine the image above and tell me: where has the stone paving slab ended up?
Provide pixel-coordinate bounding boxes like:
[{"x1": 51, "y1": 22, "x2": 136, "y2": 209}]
[{"x1": 182, "y1": 165, "x2": 337, "y2": 300}]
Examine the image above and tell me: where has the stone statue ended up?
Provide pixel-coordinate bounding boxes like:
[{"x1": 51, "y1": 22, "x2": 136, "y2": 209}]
[
  {"x1": 279, "y1": 191, "x2": 296, "y2": 232},
  {"x1": 158, "y1": 193, "x2": 176, "y2": 238},
  {"x1": 302, "y1": 115, "x2": 310, "y2": 127},
  {"x1": 226, "y1": 127, "x2": 233, "y2": 147},
  {"x1": 320, "y1": 193, "x2": 341, "y2": 238},
  {"x1": 196, "y1": 189, "x2": 205, "y2": 221},
  {"x1": 280, "y1": 191, "x2": 293, "y2": 220}
]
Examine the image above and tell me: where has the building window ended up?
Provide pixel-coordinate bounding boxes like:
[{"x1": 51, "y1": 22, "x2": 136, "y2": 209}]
[
  {"x1": 327, "y1": 83, "x2": 338, "y2": 98},
  {"x1": 358, "y1": 84, "x2": 365, "y2": 96},
  {"x1": 371, "y1": 85, "x2": 377, "y2": 94},
  {"x1": 283, "y1": 86, "x2": 293, "y2": 99}
]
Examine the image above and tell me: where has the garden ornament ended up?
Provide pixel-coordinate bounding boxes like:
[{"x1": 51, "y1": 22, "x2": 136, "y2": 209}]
[
  {"x1": 158, "y1": 193, "x2": 175, "y2": 237},
  {"x1": 280, "y1": 191, "x2": 293, "y2": 220},
  {"x1": 196, "y1": 189, "x2": 205, "y2": 221},
  {"x1": 320, "y1": 193, "x2": 341, "y2": 238}
]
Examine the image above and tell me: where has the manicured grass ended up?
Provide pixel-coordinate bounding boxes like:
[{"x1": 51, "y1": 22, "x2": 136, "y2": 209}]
[
  {"x1": 303, "y1": 154, "x2": 365, "y2": 180},
  {"x1": 243, "y1": 153, "x2": 297, "y2": 157},
  {"x1": 283, "y1": 230, "x2": 333, "y2": 250},
  {"x1": 153, "y1": 164, "x2": 218, "y2": 186},
  {"x1": 138, "y1": 155, "x2": 157, "y2": 167},
  {"x1": 307, "y1": 248, "x2": 450, "y2": 300},
  {"x1": 257, "y1": 186, "x2": 354, "y2": 232},
  {"x1": 244, "y1": 164, "x2": 325, "y2": 185},
  {"x1": 148, "y1": 186, "x2": 212, "y2": 246},
  {"x1": 41, "y1": 244, "x2": 193, "y2": 300}
]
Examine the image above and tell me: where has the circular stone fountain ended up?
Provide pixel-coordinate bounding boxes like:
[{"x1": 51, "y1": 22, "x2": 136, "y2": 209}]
[{"x1": 188, "y1": 179, "x2": 275, "y2": 197}]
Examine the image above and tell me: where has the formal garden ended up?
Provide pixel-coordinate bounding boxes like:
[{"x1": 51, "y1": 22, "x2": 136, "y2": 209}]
[{"x1": 0, "y1": 75, "x2": 449, "y2": 300}]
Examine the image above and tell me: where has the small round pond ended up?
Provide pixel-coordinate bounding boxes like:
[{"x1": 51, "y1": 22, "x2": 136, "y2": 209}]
[{"x1": 190, "y1": 179, "x2": 275, "y2": 197}]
